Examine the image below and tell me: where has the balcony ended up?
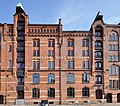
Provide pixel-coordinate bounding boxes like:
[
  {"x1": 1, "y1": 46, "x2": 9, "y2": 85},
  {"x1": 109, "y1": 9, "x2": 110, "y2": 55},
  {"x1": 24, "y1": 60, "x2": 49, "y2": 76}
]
[
  {"x1": 95, "y1": 56, "x2": 103, "y2": 59},
  {"x1": 17, "y1": 58, "x2": 24, "y2": 63},
  {"x1": 16, "y1": 71, "x2": 24, "y2": 77},
  {"x1": 16, "y1": 85, "x2": 24, "y2": 91},
  {"x1": 17, "y1": 37, "x2": 25, "y2": 41},
  {"x1": 95, "y1": 46, "x2": 103, "y2": 50},
  {"x1": 17, "y1": 47, "x2": 24, "y2": 52},
  {"x1": 17, "y1": 26, "x2": 25, "y2": 31},
  {"x1": 95, "y1": 81, "x2": 102, "y2": 85}
]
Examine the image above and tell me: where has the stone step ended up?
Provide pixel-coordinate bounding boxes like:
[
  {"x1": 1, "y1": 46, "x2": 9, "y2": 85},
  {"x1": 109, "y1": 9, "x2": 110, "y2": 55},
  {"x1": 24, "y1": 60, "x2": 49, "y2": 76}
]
[{"x1": 16, "y1": 99, "x2": 24, "y2": 105}]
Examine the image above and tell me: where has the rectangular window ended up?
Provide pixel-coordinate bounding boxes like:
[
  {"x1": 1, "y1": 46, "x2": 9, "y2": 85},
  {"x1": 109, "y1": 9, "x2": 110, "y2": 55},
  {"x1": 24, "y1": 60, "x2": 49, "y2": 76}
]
[
  {"x1": 109, "y1": 80, "x2": 112, "y2": 89},
  {"x1": 68, "y1": 40, "x2": 74, "y2": 47},
  {"x1": 86, "y1": 50, "x2": 89, "y2": 56},
  {"x1": 51, "y1": 61, "x2": 55, "y2": 69},
  {"x1": 116, "y1": 44, "x2": 118, "y2": 50},
  {"x1": 48, "y1": 41, "x2": 51, "y2": 47},
  {"x1": 116, "y1": 55, "x2": 119, "y2": 61},
  {"x1": 68, "y1": 50, "x2": 74, "y2": 56},
  {"x1": 33, "y1": 41, "x2": 36, "y2": 47},
  {"x1": 48, "y1": 40, "x2": 55, "y2": 47},
  {"x1": 37, "y1": 50, "x2": 40, "y2": 56},
  {"x1": 33, "y1": 61, "x2": 40, "y2": 70},
  {"x1": 82, "y1": 40, "x2": 89, "y2": 47},
  {"x1": 67, "y1": 73, "x2": 75, "y2": 83},
  {"x1": 82, "y1": 61, "x2": 89, "y2": 69},
  {"x1": 9, "y1": 45, "x2": 12, "y2": 52},
  {"x1": 32, "y1": 74, "x2": 40, "y2": 84},
  {"x1": 37, "y1": 40, "x2": 40, "y2": 47},
  {"x1": 48, "y1": 50, "x2": 51, "y2": 56},
  {"x1": 32, "y1": 88, "x2": 40, "y2": 98},
  {"x1": 33, "y1": 50, "x2": 36, "y2": 56},
  {"x1": 52, "y1": 50, "x2": 54, "y2": 56},
  {"x1": 68, "y1": 61, "x2": 74, "y2": 69},
  {"x1": 48, "y1": 61, "x2": 55, "y2": 69},
  {"x1": 8, "y1": 60, "x2": 12, "y2": 68},
  {"x1": 52, "y1": 40, "x2": 55, "y2": 47}
]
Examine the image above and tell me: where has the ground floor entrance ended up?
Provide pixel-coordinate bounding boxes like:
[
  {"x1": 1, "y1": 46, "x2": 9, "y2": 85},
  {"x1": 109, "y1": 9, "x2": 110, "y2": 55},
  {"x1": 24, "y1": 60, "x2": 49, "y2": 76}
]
[
  {"x1": 106, "y1": 93, "x2": 112, "y2": 103},
  {"x1": 96, "y1": 89, "x2": 102, "y2": 99},
  {"x1": 117, "y1": 93, "x2": 120, "y2": 102},
  {"x1": 0, "y1": 95, "x2": 4, "y2": 104},
  {"x1": 17, "y1": 91, "x2": 24, "y2": 99}
]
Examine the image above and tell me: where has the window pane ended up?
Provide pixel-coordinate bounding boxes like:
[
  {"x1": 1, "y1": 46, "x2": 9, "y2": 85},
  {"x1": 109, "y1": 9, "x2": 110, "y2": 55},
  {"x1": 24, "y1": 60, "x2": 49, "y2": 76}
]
[
  {"x1": 67, "y1": 74, "x2": 74, "y2": 83},
  {"x1": 52, "y1": 61, "x2": 55, "y2": 69},
  {"x1": 32, "y1": 74, "x2": 40, "y2": 83},
  {"x1": 116, "y1": 44, "x2": 118, "y2": 50},
  {"x1": 48, "y1": 88, "x2": 55, "y2": 98},
  {"x1": 52, "y1": 50, "x2": 54, "y2": 56},
  {"x1": 48, "y1": 41, "x2": 51, "y2": 47},
  {"x1": 82, "y1": 73, "x2": 89, "y2": 82},
  {"x1": 48, "y1": 61, "x2": 51, "y2": 69},
  {"x1": 52, "y1": 41, "x2": 55, "y2": 47},
  {"x1": 33, "y1": 41, "x2": 36, "y2": 47},
  {"x1": 37, "y1": 61, "x2": 40, "y2": 69},
  {"x1": 48, "y1": 74, "x2": 55, "y2": 83},
  {"x1": 48, "y1": 50, "x2": 51, "y2": 56},
  {"x1": 68, "y1": 50, "x2": 70, "y2": 56},
  {"x1": 67, "y1": 87, "x2": 74, "y2": 97}
]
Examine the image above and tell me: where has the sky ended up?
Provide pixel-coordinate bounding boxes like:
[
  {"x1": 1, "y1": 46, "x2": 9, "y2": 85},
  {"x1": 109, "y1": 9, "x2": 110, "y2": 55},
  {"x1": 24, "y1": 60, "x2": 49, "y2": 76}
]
[{"x1": 0, "y1": 0, "x2": 120, "y2": 31}]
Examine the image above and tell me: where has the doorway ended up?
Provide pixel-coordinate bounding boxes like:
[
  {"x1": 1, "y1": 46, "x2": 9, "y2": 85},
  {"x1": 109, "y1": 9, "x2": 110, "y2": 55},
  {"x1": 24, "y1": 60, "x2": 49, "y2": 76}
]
[
  {"x1": 17, "y1": 91, "x2": 24, "y2": 99},
  {"x1": 117, "y1": 93, "x2": 120, "y2": 102},
  {"x1": 96, "y1": 89, "x2": 102, "y2": 99},
  {"x1": 0, "y1": 95, "x2": 4, "y2": 104},
  {"x1": 106, "y1": 93, "x2": 112, "y2": 103}
]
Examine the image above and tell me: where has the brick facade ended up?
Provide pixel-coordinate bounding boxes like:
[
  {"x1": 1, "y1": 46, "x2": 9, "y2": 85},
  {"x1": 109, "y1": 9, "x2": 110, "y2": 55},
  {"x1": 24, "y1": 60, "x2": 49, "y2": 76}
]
[{"x1": 0, "y1": 3, "x2": 120, "y2": 105}]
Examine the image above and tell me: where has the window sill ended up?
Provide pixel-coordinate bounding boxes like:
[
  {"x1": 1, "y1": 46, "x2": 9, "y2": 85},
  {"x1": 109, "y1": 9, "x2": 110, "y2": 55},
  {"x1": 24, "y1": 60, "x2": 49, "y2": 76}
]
[
  {"x1": 48, "y1": 69, "x2": 55, "y2": 70},
  {"x1": 32, "y1": 97, "x2": 40, "y2": 99},
  {"x1": 48, "y1": 97, "x2": 55, "y2": 98},
  {"x1": 82, "y1": 82, "x2": 89, "y2": 84},
  {"x1": 32, "y1": 83, "x2": 40, "y2": 85},
  {"x1": 67, "y1": 82, "x2": 75, "y2": 84},
  {"x1": 82, "y1": 96, "x2": 89, "y2": 98},
  {"x1": 108, "y1": 61, "x2": 119, "y2": 62},
  {"x1": 67, "y1": 96, "x2": 75, "y2": 98},
  {"x1": 47, "y1": 83, "x2": 55, "y2": 84}
]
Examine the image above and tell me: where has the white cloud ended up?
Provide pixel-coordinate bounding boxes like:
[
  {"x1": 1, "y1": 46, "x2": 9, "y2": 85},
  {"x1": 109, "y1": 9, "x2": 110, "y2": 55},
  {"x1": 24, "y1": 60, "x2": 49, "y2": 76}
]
[
  {"x1": 106, "y1": 16, "x2": 120, "y2": 24},
  {"x1": 57, "y1": 0, "x2": 87, "y2": 26}
]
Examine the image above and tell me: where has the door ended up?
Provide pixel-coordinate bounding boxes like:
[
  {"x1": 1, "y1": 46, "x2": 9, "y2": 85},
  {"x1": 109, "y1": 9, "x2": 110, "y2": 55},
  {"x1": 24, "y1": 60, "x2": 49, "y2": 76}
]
[
  {"x1": 96, "y1": 89, "x2": 102, "y2": 99},
  {"x1": 17, "y1": 91, "x2": 24, "y2": 99},
  {"x1": 117, "y1": 93, "x2": 120, "y2": 102},
  {"x1": 107, "y1": 93, "x2": 112, "y2": 103},
  {"x1": 0, "y1": 95, "x2": 4, "y2": 104}
]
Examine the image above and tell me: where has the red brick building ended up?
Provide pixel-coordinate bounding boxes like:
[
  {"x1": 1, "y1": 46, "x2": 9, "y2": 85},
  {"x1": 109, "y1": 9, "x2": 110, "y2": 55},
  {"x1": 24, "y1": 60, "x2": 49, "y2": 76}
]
[{"x1": 0, "y1": 3, "x2": 120, "y2": 105}]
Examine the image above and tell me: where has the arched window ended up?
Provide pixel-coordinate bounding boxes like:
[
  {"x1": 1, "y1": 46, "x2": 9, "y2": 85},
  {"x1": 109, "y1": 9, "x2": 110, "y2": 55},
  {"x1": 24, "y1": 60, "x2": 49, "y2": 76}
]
[
  {"x1": 109, "y1": 33, "x2": 119, "y2": 41},
  {"x1": 32, "y1": 74, "x2": 40, "y2": 84},
  {"x1": 116, "y1": 34, "x2": 118, "y2": 41},
  {"x1": 67, "y1": 73, "x2": 75, "y2": 83},
  {"x1": 95, "y1": 51, "x2": 102, "y2": 58},
  {"x1": 111, "y1": 33, "x2": 115, "y2": 41},
  {"x1": 48, "y1": 88, "x2": 55, "y2": 98},
  {"x1": 95, "y1": 61, "x2": 102, "y2": 69},
  {"x1": 82, "y1": 73, "x2": 90, "y2": 83},
  {"x1": 67, "y1": 87, "x2": 75, "y2": 97},
  {"x1": 48, "y1": 73, "x2": 55, "y2": 84},
  {"x1": 109, "y1": 65, "x2": 119, "y2": 76},
  {"x1": 95, "y1": 75, "x2": 102, "y2": 84},
  {"x1": 82, "y1": 87, "x2": 89, "y2": 97},
  {"x1": 95, "y1": 41, "x2": 102, "y2": 47},
  {"x1": 95, "y1": 25, "x2": 103, "y2": 37},
  {"x1": 32, "y1": 88, "x2": 40, "y2": 98}
]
